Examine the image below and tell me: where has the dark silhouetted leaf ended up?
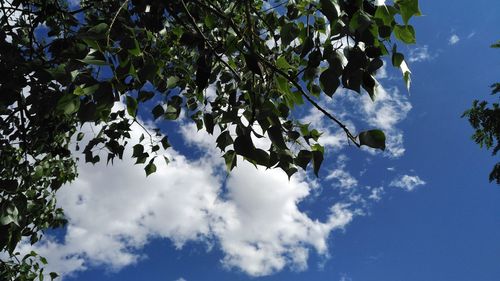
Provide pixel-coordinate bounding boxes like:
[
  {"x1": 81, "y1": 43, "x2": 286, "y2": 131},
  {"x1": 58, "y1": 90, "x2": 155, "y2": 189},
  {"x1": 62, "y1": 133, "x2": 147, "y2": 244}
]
[{"x1": 359, "y1": 129, "x2": 386, "y2": 150}]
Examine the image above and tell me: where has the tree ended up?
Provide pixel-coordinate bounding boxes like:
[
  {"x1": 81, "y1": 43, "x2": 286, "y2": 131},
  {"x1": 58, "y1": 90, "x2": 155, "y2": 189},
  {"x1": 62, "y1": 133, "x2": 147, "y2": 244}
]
[
  {"x1": 463, "y1": 40, "x2": 500, "y2": 184},
  {"x1": 0, "y1": 0, "x2": 420, "y2": 279}
]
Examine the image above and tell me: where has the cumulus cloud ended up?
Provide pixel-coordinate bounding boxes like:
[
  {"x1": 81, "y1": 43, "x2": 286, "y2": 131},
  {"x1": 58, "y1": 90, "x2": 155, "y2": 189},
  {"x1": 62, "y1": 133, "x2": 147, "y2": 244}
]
[
  {"x1": 449, "y1": 34, "x2": 460, "y2": 45},
  {"x1": 20, "y1": 114, "x2": 355, "y2": 279},
  {"x1": 16, "y1": 59, "x2": 419, "y2": 278},
  {"x1": 390, "y1": 175, "x2": 426, "y2": 191}
]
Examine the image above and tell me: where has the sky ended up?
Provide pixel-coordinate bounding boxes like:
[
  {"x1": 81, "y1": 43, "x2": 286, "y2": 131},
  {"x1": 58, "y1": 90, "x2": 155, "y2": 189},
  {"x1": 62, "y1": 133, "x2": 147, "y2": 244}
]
[{"x1": 17, "y1": 1, "x2": 500, "y2": 281}]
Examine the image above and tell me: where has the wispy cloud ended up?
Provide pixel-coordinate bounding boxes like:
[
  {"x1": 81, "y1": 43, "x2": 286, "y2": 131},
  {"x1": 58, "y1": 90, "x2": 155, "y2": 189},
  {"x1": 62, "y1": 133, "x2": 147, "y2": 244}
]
[
  {"x1": 449, "y1": 34, "x2": 460, "y2": 45},
  {"x1": 390, "y1": 175, "x2": 426, "y2": 191},
  {"x1": 409, "y1": 45, "x2": 436, "y2": 62}
]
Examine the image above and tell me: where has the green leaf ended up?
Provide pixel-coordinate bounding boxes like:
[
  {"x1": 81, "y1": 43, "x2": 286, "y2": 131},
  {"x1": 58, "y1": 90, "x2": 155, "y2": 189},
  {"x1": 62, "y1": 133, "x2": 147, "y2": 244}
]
[
  {"x1": 395, "y1": 0, "x2": 422, "y2": 25},
  {"x1": 320, "y1": 67, "x2": 341, "y2": 97},
  {"x1": 161, "y1": 136, "x2": 171, "y2": 150},
  {"x1": 164, "y1": 105, "x2": 180, "y2": 120},
  {"x1": 244, "y1": 53, "x2": 263, "y2": 76},
  {"x1": 167, "y1": 76, "x2": 179, "y2": 88},
  {"x1": 223, "y1": 150, "x2": 237, "y2": 171},
  {"x1": 77, "y1": 132, "x2": 84, "y2": 141},
  {"x1": 216, "y1": 131, "x2": 233, "y2": 151},
  {"x1": 56, "y1": 94, "x2": 80, "y2": 115},
  {"x1": 392, "y1": 52, "x2": 404, "y2": 67},
  {"x1": 295, "y1": 150, "x2": 312, "y2": 170},
  {"x1": 145, "y1": 161, "x2": 156, "y2": 176},
  {"x1": 394, "y1": 25, "x2": 416, "y2": 44},
  {"x1": 276, "y1": 56, "x2": 292, "y2": 71},
  {"x1": 49, "y1": 272, "x2": 59, "y2": 280},
  {"x1": 203, "y1": 113, "x2": 215, "y2": 135},
  {"x1": 77, "y1": 58, "x2": 109, "y2": 66},
  {"x1": 126, "y1": 96, "x2": 138, "y2": 117},
  {"x1": 268, "y1": 126, "x2": 287, "y2": 150},
  {"x1": 374, "y1": 5, "x2": 397, "y2": 26},
  {"x1": 253, "y1": 149, "x2": 270, "y2": 167},
  {"x1": 362, "y1": 73, "x2": 377, "y2": 101},
  {"x1": 311, "y1": 150, "x2": 324, "y2": 177},
  {"x1": 234, "y1": 134, "x2": 255, "y2": 159},
  {"x1": 132, "y1": 144, "x2": 144, "y2": 158},
  {"x1": 152, "y1": 104, "x2": 165, "y2": 120},
  {"x1": 359, "y1": 129, "x2": 386, "y2": 150},
  {"x1": 320, "y1": 0, "x2": 340, "y2": 23},
  {"x1": 204, "y1": 14, "x2": 217, "y2": 29},
  {"x1": 280, "y1": 22, "x2": 299, "y2": 46}
]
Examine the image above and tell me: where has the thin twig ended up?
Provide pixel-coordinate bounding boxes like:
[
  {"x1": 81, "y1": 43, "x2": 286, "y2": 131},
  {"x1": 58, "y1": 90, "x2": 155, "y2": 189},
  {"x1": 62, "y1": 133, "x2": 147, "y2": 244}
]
[{"x1": 107, "y1": 0, "x2": 129, "y2": 46}]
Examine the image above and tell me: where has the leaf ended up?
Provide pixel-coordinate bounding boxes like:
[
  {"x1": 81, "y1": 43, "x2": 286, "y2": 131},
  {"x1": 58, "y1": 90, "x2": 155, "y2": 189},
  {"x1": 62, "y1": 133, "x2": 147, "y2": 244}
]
[
  {"x1": 320, "y1": 67, "x2": 341, "y2": 97},
  {"x1": 359, "y1": 129, "x2": 386, "y2": 150},
  {"x1": 395, "y1": 0, "x2": 422, "y2": 25},
  {"x1": 56, "y1": 93, "x2": 80, "y2": 115},
  {"x1": 203, "y1": 113, "x2": 215, "y2": 135},
  {"x1": 295, "y1": 150, "x2": 312, "y2": 170},
  {"x1": 161, "y1": 136, "x2": 171, "y2": 149},
  {"x1": 126, "y1": 96, "x2": 138, "y2": 117},
  {"x1": 244, "y1": 53, "x2": 263, "y2": 76},
  {"x1": 196, "y1": 54, "x2": 212, "y2": 90},
  {"x1": 392, "y1": 52, "x2": 404, "y2": 67},
  {"x1": 267, "y1": 126, "x2": 287, "y2": 150},
  {"x1": 223, "y1": 150, "x2": 237, "y2": 172},
  {"x1": 77, "y1": 58, "x2": 109, "y2": 66},
  {"x1": 49, "y1": 272, "x2": 59, "y2": 280},
  {"x1": 152, "y1": 104, "x2": 164, "y2": 120},
  {"x1": 167, "y1": 76, "x2": 179, "y2": 88},
  {"x1": 394, "y1": 25, "x2": 416, "y2": 44},
  {"x1": 280, "y1": 22, "x2": 299, "y2": 46},
  {"x1": 320, "y1": 0, "x2": 340, "y2": 23},
  {"x1": 374, "y1": 5, "x2": 397, "y2": 26},
  {"x1": 216, "y1": 131, "x2": 233, "y2": 151},
  {"x1": 253, "y1": 149, "x2": 270, "y2": 167},
  {"x1": 0, "y1": 179, "x2": 18, "y2": 192},
  {"x1": 77, "y1": 132, "x2": 84, "y2": 141},
  {"x1": 276, "y1": 56, "x2": 292, "y2": 71},
  {"x1": 311, "y1": 150, "x2": 324, "y2": 177},
  {"x1": 132, "y1": 144, "x2": 144, "y2": 158},
  {"x1": 145, "y1": 161, "x2": 156, "y2": 176},
  {"x1": 400, "y1": 60, "x2": 412, "y2": 91},
  {"x1": 234, "y1": 134, "x2": 255, "y2": 159},
  {"x1": 362, "y1": 73, "x2": 377, "y2": 101},
  {"x1": 300, "y1": 34, "x2": 314, "y2": 58}
]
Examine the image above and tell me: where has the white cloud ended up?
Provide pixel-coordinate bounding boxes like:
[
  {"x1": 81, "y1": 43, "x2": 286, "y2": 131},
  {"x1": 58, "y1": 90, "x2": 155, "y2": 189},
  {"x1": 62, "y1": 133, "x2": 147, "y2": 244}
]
[
  {"x1": 175, "y1": 278, "x2": 187, "y2": 281},
  {"x1": 20, "y1": 113, "x2": 355, "y2": 279},
  {"x1": 408, "y1": 45, "x2": 436, "y2": 62},
  {"x1": 449, "y1": 34, "x2": 460, "y2": 45},
  {"x1": 390, "y1": 175, "x2": 426, "y2": 191},
  {"x1": 326, "y1": 155, "x2": 358, "y2": 190},
  {"x1": 368, "y1": 187, "x2": 384, "y2": 201},
  {"x1": 358, "y1": 86, "x2": 412, "y2": 157}
]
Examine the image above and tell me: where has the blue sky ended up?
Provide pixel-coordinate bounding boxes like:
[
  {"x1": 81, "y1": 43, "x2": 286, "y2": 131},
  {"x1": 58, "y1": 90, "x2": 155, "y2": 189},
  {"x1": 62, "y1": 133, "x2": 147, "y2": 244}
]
[{"x1": 21, "y1": 1, "x2": 500, "y2": 281}]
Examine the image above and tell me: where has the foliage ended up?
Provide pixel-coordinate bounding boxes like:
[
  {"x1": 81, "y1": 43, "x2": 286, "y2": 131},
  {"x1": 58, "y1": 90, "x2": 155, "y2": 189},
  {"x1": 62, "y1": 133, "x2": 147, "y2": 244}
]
[
  {"x1": 0, "y1": 0, "x2": 420, "y2": 278},
  {"x1": 463, "y1": 41, "x2": 500, "y2": 184}
]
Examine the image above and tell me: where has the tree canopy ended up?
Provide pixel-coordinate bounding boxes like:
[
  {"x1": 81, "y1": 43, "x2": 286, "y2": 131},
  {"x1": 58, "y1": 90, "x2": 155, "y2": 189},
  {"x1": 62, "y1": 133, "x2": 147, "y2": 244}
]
[
  {"x1": 463, "y1": 40, "x2": 500, "y2": 184},
  {"x1": 0, "y1": 0, "x2": 420, "y2": 279}
]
